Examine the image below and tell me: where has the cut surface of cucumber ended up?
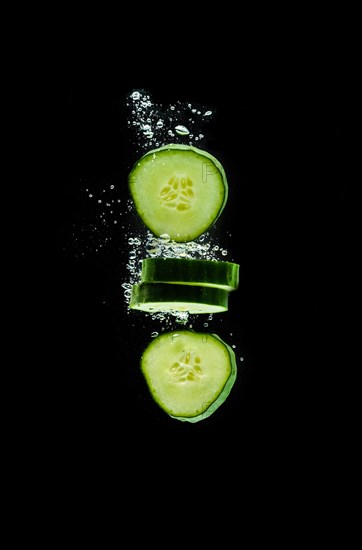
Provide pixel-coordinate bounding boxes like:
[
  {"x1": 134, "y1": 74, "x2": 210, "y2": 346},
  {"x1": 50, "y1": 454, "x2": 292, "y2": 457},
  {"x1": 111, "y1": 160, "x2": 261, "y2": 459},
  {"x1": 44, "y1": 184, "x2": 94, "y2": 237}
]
[
  {"x1": 128, "y1": 144, "x2": 228, "y2": 242},
  {"x1": 129, "y1": 283, "x2": 229, "y2": 314},
  {"x1": 141, "y1": 330, "x2": 237, "y2": 422},
  {"x1": 140, "y1": 257, "x2": 239, "y2": 292}
]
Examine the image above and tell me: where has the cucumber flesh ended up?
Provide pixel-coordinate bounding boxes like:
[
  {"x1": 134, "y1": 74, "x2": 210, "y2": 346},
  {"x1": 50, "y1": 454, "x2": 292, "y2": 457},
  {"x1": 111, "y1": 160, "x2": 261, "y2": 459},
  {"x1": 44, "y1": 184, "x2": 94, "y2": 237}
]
[
  {"x1": 128, "y1": 144, "x2": 228, "y2": 242},
  {"x1": 141, "y1": 257, "x2": 239, "y2": 291},
  {"x1": 129, "y1": 282, "x2": 229, "y2": 313},
  {"x1": 141, "y1": 330, "x2": 237, "y2": 422}
]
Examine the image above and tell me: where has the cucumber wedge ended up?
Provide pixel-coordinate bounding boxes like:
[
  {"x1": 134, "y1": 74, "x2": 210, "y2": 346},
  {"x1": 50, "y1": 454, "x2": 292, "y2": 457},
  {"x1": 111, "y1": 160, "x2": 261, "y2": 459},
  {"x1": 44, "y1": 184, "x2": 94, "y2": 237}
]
[
  {"x1": 140, "y1": 257, "x2": 240, "y2": 292},
  {"x1": 129, "y1": 282, "x2": 229, "y2": 313},
  {"x1": 140, "y1": 330, "x2": 237, "y2": 422},
  {"x1": 128, "y1": 144, "x2": 228, "y2": 242}
]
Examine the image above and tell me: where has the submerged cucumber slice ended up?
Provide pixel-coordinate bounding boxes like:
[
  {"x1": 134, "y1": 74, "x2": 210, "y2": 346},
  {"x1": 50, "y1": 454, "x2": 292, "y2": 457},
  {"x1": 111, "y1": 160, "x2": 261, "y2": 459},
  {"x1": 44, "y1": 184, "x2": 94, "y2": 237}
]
[
  {"x1": 140, "y1": 257, "x2": 240, "y2": 292},
  {"x1": 128, "y1": 144, "x2": 228, "y2": 242},
  {"x1": 141, "y1": 330, "x2": 237, "y2": 422},
  {"x1": 129, "y1": 282, "x2": 229, "y2": 313}
]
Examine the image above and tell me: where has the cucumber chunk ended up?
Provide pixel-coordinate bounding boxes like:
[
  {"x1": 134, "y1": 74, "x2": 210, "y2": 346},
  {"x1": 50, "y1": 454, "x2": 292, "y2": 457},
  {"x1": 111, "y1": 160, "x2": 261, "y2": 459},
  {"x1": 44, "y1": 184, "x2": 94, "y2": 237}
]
[
  {"x1": 141, "y1": 330, "x2": 237, "y2": 422},
  {"x1": 140, "y1": 257, "x2": 240, "y2": 292},
  {"x1": 128, "y1": 144, "x2": 228, "y2": 242},
  {"x1": 129, "y1": 282, "x2": 229, "y2": 314}
]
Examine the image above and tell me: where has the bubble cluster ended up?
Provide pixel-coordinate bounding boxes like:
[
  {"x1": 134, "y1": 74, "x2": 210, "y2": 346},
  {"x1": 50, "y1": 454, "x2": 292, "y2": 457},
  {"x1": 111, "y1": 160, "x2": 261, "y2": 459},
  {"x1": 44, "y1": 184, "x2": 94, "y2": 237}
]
[{"x1": 126, "y1": 90, "x2": 213, "y2": 153}]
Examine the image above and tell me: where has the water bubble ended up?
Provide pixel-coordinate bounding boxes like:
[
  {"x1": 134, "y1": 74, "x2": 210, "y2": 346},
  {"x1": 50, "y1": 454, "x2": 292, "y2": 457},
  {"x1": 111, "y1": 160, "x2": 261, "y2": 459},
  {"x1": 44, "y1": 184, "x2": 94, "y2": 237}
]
[
  {"x1": 203, "y1": 111, "x2": 212, "y2": 116},
  {"x1": 175, "y1": 125, "x2": 190, "y2": 136},
  {"x1": 151, "y1": 331, "x2": 158, "y2": 338}
]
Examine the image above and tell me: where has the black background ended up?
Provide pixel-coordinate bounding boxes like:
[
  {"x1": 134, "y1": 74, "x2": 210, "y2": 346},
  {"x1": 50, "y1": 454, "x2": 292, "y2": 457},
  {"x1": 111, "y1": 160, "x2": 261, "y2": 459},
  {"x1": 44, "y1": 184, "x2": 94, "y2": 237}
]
[{"x1": 53, "y1": 39, "x2": 355, "y2": 485}]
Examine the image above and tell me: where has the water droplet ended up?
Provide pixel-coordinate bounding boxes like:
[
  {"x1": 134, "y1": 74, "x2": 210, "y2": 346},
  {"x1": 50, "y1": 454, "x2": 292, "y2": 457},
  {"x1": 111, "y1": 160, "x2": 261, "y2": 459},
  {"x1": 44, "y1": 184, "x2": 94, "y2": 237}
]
[
  {"x1": 151, "y1": 331, "x2": 158, "y2": 338},
  {"x1": 240, "y1": 357, "x2": 244, "y2": 362},
  {"x1": 175, "y1": 125, "x2": 190, "y2": 136},
  {"x1": 203, "y1": 111, "x2": 212, "y2": 116}
]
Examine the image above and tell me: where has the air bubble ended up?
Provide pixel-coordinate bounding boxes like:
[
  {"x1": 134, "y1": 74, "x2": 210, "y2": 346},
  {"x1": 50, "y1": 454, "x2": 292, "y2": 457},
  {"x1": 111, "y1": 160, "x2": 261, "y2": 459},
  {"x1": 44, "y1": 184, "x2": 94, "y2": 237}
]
[{"x1": 175, "y1": 125, "x2": 190, "y2": 136}]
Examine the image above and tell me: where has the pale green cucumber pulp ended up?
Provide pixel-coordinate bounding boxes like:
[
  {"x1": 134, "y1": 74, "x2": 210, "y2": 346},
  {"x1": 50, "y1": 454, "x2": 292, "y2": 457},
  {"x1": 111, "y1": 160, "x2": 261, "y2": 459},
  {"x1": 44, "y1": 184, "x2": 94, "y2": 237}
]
[
  {"x1": 128, "y1": 144, "x2": 228, "y2": 242},
  {"x1": 140, "y1": 257, "x2": 239, "y2": 291},
  {"x1": 141, "y1": 330, "x2": 237, "y2": 422},
  {"x1": 129, "y1": 282, "x2": 229, "y2": 313}
]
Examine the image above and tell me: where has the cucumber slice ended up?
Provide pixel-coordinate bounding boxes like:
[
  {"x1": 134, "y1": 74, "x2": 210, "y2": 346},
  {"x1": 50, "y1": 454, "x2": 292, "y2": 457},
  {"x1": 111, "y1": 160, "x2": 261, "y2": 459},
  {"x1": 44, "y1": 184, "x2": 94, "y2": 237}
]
[
  {"x1": 129, "y1": 282, "x2": 229, "y2": 313},
  {"x1": 140, "y1": 257, "x2": 240, "y2": 292},
  {"x1": 128, "y1": 144, "x2": 228, "y2": 242},
  {"x1": 140, "y1": 330, "x2": 237, "y2": 422}
]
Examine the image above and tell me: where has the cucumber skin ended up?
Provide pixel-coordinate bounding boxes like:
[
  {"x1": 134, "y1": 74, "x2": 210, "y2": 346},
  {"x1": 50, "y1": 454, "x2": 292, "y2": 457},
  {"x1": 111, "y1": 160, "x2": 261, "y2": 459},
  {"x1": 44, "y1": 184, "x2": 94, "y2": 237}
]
[
  {"x1": 128, "y1": 143, "x2": 228, "y2": 243},
  {"x1": 141, "y1": 331, "x2": 237, "y2": 423},
  {"x1": 141, "y1": 257, "x2": 240, "y2": 291},
  {"x1": 129, "y1": 282, "x2": 229, "y2": 313}
]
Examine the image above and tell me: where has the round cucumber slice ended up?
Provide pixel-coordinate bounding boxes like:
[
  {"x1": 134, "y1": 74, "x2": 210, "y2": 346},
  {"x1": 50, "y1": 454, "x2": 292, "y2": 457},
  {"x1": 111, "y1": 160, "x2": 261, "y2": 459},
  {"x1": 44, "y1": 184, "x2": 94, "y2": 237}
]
[
  {"x1": 140, "y1": 330, "x2": 237, "y2": 422},
  {"x1": 128, "y1": 144, "x2": 228, "y2": 242},
  {"x1": 140, "y1": 257, "x2": 240, "y2": 292},
  {"x1": 129, "y1": 282, "x2": 229, "y2": 313}
]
